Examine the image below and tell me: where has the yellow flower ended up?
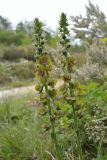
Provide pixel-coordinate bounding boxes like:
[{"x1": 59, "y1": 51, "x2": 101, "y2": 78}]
[
  {"x1": 62, "y1": 74, "x2": 71, "y2": 82},
  {"x1": 36, "y1": 66, "x2": 46, "y2": 81},
  {"x1": 35, "y1": 83, "x2": 43, "y2": 93},
  {"x1": 67, "y1": 56, "x2": 76, "y2": 72},
  {"x1": 37, "y1": 54, "x2": 52, "y2": 71},
  {"x1": 49, "y1": 89, "x2": 57, "y2": 98},
  {"x1": 75, "y1": 81, "x2": 83, "y2": 96},
  {"x1": 75, "y1": 81, "x2": 81, "y2": 89},
  {"x1": 38, "y1": 107, "x2": 47, "y2": 116},
  {"x1": 48, "y1": 80, "x2": 57, "y2": 88}
]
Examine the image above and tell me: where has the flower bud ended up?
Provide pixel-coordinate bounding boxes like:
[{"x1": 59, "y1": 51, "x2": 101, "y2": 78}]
[
  {"x1": 62, "y1": 35, "x2": 66, "y2": 40},
  {"x1": 67, "y1": 45, "x2": 71, "y2": 49},
  {"x1": 41, "y1": 41, "x2": 44, "y2": 45},
  {"x1": 63, "y1": 51, "x2": 67, "y2": 56},
  {"x1": 38, "y1": 47, "x2": 42, "y2": 54},
  {"x1": 62, "y1": 74, "x2": 71, "y2": 82}
]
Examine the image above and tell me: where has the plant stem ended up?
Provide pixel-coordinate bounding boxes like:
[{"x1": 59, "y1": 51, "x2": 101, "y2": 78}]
[
  {"x1": 45, "y1": 84, "x2": 62, "y2": 160},
  {"x1": 69, "y1": 82, "x2": 83, "y2": 160}
]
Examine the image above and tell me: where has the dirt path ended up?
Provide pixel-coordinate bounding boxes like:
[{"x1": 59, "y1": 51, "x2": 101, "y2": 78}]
[
  {"x1": 0, "y1": 85, "x2": 35, "y2": 100},
  {"x1": 0, "y1": 80, "x2": 64, "y2": 100}
]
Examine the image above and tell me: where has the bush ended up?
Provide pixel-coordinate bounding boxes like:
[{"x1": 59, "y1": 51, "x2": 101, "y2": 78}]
[
  {"x1": 24, "y1": 46, "x2": 35, "y2": 61},
  {"x1": 1, "y1": 46, "x2": 26, "y2": 61},
  {"x1": 0, "y1": 63, "x2": 12, "y2": 85},
  {"x1": 0, "y1": 30, "x2": 15, "y2": 45},
  {"x1": 86, "y1": 39, "x2": 107, "y2": 66},
  {"x1": 0, "y1": 62, "x2": 35, "y2": 87},
  {"x1": 11, "y1": 62, "x2": 35, "y2": 80},
  {"x1": 74, "y1": 39, "x2": 107, "y2": 83},
  {"x1": 0, "y1": 75, "x2": 12, "y2": 84},
  {"x1": 74, "y1": 63, "x2": 104, "y2": 83},
  {"x1": 0, "y1": 45, "x2": 35, "y2": 61}
]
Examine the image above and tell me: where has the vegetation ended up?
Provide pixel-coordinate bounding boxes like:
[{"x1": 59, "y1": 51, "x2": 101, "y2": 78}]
[
  {"x1": 0, "y1": 1, "x2": 107, "y2": 160},
  {"x1": 0, "y1": 80, "x2": 107, "y2": 160},
  {"x1": 0, "y1": 61, "x2": 35, "y2": 90},
  {"x1": 71, "y1": 0, "x2": 107, "y2": 42}
]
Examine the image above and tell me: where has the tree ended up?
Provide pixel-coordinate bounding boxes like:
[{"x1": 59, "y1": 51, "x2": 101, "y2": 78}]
[
  {"x1": 16, "y1": 21, "x2": 33, "y2": 35},
  {"x1": 0, "y1": 16, "x2": 12, "y2": 31},
  {"x1": 71, "y1": 1, "x2": 107, "y2": 41}
]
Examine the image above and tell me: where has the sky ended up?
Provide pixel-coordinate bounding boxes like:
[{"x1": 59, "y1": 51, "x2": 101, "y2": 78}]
[{"x1": 0, "y1": 0, "x2": 107, "y2": 30}]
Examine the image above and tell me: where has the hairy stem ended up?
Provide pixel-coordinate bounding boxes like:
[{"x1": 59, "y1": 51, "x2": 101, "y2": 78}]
[
  {"x1": 69, "y1": 82, "x2": 83, "y2": 160},
  {"x1": 45, "y1": 84, "x2": 62, "y2": 160}
]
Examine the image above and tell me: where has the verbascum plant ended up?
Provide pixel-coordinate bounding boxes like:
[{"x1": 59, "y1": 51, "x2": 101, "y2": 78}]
[
  {"x1": 59, "y1": 13, "x2": 83, "y2": 160},
  {"x1": 34, "y1": 18, "x2": 62, "y2": 160}
]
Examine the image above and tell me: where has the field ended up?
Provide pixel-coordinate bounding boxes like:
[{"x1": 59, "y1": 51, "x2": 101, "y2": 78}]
[{"x1": 0, "y1": 81, "x2": 107, "y2": 160}]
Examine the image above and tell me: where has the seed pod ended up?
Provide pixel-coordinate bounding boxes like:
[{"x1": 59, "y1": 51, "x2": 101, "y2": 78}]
[
  {"x1": 49, "y1": 89, "x2": 57, "y2": 98},
  {"x1": 35, "y1": 84, "x2": 43, "y2": 93},
  {"x1": 50, "y1": 115, "x2": 56, "y2": 122},
  {"x1": 48, "y1": 80, "x2": 56, "y2": 88},
  {"x1": 38, "y1": 107, "x2": 47, "y2": 116},
  {"x1": 62, "y1": 74, "x2": 71, "y2": 82},
  {"x1": 66, "y1": 96, "x2": 76, "y2": 104},
  {"x1": 44, "y1": 51, "x2": 48, "y2": 54},
  {"x1": 60, "y1": 41, "x2": 64, "y2": 45},
  {"x1": 41, "y1": 41, "x2": 44, "y2": 45},
  {"x1": 43, "y1": 125, "x2": 50, "y2": 131}
]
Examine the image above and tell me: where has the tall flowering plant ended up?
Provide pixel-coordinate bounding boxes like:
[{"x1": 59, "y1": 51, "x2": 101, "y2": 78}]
[
  {"x1": 59, "y1": 13, "x2": 83, "y2": 160},
  {"x1": 34, "y1": 18, "x2": 62, "y2": 160}
]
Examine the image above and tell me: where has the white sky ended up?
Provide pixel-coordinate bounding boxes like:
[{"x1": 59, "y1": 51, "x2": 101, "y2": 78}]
[{"x1": 0, "y1": 0, "x2": 107, "y2": 30}]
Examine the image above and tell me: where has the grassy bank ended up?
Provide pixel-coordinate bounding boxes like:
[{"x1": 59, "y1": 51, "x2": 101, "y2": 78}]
[{"x1": 0, "y1": 81, "x2": 107, "y2": 160}]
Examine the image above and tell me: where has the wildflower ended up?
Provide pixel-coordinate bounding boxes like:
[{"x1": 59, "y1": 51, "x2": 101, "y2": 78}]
[
  {"x1": 36, "y1": 66, "x2": 46, "y2": 81},
  {"x1": 62, "y1": 74, "x2": 71, "y2": 82},
  {"x1": 48, "y1": 80, "x2": 57, "y2": 88},
  {"x1": 67, "y1": 56, "x2": 76, "y2": 72},
  {"x1": 37, "y1": 54, "x2": 52, "y2": 71},
  {"x1": 35, "y1": 83, "x2": 43, "y2": 93},
  {"x1": 59, "y1": 12, "x2": 83, "y2": 160},
  {"x1": 49, "y1": 89, "x2": 57, "y2": 98}
]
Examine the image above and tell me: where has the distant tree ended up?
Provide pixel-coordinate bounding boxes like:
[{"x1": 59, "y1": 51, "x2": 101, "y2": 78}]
[
  {"x1": 0, "y1": 16, "x2": 12, "y2": 31},
  {"x1": 71, "y1": 1, "x2": 107, "y2": 42},
  {"x1": 16, "y1": 21, "x2": 33, "y2": 35},
  {"x1": 0, "y1": 30, "x2": 15, "y2": 45},
  {"x1": 15, "y1": 21, "x2": 33, "y2": 45},
  {"x1": 44, "y1": 29, "x2": 60, "y2": 47},
  {"x1": 16, "y1": 22, "x2": 26, "y2": 33}
]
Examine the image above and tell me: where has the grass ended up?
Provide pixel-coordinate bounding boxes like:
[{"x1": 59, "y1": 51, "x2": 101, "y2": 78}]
[
  {"x1": 0, "y1": 81, "x2": 107, "y2": 160},
  {"x1": 0, "y1": 80, "x2": 35, "y2": 91},
  {"x1": 0, "y1": 94, "x2": 55, "y2": 160}
]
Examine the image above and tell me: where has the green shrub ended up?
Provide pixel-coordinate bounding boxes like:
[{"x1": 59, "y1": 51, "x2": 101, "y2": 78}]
[
  {"x1": 11, "y1": 62, "x2": 35, "y2": 80},
  {"x1": 0, "y1": 63, "x2": 12, "y2": 84},
  {"x1": 0, "y1": 62, "x2": 35, "y2": 87},
  {"x1": 2, "y1": 46, "x2": 26, "y2": 61},
  {"x1": 24, "y1": 46, "x2": 35, "y2": 61},
  {"x1": 0, "y1": 30, "x2": 15, "y2": 45},
  {"x1": 0, "y1": 75, "x2": 12, "y2": 84},
  {"x1": 0, "y1": 45, "x2": 35, "y2": 61}
]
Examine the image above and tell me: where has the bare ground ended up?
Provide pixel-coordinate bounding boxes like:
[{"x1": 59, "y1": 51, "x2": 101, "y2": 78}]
[{"x1": 0, "y1": 80, "x2": 64, "y2": 100}]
